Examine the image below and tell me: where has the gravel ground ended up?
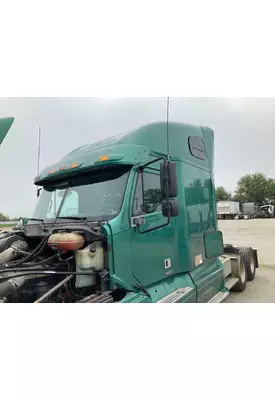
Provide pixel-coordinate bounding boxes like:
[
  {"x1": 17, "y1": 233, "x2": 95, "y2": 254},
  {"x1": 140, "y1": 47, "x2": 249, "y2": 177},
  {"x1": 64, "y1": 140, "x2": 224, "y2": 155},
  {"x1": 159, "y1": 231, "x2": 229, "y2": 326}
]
[
  {"x1": 225, "y1": 266, "x2": 275, "y2": 303},
  {"x1": 219, "y1": 219, "x2": 275, "y2": 303},
  {"x1": 0, "y1": 227, "x2": 13, "y2": 232}
]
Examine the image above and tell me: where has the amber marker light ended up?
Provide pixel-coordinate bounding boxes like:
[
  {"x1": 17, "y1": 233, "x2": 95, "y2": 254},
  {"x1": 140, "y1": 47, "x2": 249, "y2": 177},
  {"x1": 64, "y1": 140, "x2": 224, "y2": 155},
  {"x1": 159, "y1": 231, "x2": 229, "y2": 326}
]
[{"x1": 99, "y1": 155, "x2": 109, "y2": 161}]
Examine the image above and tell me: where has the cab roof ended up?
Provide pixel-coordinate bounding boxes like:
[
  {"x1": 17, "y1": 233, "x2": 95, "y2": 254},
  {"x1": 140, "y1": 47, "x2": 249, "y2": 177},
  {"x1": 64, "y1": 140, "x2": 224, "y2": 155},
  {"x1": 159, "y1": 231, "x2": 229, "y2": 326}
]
[{"x1": 35, "y1": 122, "x2": 214, "y2": 185}]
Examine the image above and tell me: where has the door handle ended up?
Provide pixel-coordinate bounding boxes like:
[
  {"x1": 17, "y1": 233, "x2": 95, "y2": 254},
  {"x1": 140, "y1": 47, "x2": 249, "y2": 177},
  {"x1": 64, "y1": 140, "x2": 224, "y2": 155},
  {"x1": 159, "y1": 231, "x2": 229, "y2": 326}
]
[{"x1": 130, "y1": 216, "x2": 146, "y2": 228}]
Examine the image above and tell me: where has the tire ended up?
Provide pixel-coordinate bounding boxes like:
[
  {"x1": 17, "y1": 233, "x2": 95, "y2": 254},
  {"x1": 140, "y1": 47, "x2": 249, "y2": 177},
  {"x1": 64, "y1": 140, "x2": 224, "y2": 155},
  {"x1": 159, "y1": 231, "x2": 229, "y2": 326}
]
[
  {"x1": 238, "y1": 247, "x2": 256, "y2": 281},
  {"x1": 232, "y1": 251, "x2": 247, "y2": 292},
  {"x1": 248, "y1": 250, "x2": 257, "y2": 281}
]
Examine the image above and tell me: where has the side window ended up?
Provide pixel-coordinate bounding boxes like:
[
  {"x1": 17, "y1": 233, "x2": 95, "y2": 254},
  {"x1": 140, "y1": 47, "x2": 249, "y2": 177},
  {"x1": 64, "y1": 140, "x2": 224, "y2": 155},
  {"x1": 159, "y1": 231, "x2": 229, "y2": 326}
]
[
  {"x1": 143, "y1": 173, "x2": 162, "y2": 214},
  {"x1": 132, "y1": 172, "x2": 162, "y2": 216},
  {"x1": 189, "y1": 136, "x2": 206, "y2": 160}
]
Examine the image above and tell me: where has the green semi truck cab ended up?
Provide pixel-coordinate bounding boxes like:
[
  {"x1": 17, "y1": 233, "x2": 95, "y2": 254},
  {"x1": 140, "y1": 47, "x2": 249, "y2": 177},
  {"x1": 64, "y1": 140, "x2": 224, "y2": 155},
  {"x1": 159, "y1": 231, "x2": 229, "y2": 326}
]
[{"x1": 0, "y1": 119, "x2": 258, "y2": 303}]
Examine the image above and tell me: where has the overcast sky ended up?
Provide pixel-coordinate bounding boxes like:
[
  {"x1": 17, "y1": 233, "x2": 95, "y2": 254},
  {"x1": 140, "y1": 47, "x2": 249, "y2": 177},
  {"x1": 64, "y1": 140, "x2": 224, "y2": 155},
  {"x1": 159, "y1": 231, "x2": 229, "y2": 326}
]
[{"x1": 0, "y1": 97, "x2": 274, "y2": 217}]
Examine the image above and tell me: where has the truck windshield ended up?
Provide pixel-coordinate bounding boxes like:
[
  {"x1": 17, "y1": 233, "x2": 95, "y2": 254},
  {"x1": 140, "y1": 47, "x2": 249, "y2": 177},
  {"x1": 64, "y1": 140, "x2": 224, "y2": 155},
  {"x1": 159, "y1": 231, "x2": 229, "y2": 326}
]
[{"x1": 31, "y1": 166, "x2": 131, "y2": 222}]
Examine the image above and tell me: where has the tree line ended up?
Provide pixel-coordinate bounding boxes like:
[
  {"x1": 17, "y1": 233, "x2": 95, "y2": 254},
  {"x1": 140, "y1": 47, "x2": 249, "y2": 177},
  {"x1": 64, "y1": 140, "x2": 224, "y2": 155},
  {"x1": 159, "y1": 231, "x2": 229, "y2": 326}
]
[
  {"x1": 0, "y1": 213, "x2": 20, "y2": 222},
  {"x1": 216, "y1": 173, "x2": 275, "y2": 206}
]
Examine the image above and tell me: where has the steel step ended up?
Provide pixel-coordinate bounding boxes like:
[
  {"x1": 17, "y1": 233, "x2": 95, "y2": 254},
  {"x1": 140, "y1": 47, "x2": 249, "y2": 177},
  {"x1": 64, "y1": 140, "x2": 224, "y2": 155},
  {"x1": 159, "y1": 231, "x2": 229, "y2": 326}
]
[
  {"x1": 208, "y1": 291, "x2": 230, "y2": 303},
  {"x1": 157, "y1": 287, "x2": 193, "y2": 303},
  {"x1": 225, "y1": 277, "x2": 239, "y2": 290}
]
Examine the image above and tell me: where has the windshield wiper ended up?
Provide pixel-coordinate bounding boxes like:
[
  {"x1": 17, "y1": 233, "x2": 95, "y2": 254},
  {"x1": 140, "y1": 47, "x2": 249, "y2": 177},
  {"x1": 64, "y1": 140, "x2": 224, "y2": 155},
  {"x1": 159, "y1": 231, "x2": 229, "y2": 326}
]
[{"x1": 56, "y1": 216, "x2": 97, "y2": 232}]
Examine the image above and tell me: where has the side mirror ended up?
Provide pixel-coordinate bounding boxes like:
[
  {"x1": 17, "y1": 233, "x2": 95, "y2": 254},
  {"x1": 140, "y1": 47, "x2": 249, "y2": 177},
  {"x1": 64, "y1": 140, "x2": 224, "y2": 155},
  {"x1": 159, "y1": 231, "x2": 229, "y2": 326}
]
[
  {"x1": 204, "y1": 230, "x2": 224, "y2": 258},
  {"x1": 160, "y1": 162, "x2": 178, "y2": 198},
  {"x1": 162, "y1": 199, "x2": 179, "y2": 217}
]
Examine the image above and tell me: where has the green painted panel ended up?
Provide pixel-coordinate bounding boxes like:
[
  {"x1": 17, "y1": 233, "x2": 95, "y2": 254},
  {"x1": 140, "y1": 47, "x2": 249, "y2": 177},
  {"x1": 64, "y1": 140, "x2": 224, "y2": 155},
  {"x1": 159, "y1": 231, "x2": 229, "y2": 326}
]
[
  {"x1": 102, "y1": 130, "x2": 222, "y2": 302},
  {"x1": 130, "y1": 211, "x2": 175, "y2": 287},
  {"x1": 120, "y1": 292, "x2": 152, "y2": 303},
  {"x1": 119, "y1": 273, "x2": 197, "y2": 303},
  {"x1": 35, "y1": 144, "x2": 151, "y2": 185},
  {"x1": 36, "y1": 122, "x2": 214, "y2": 186},
  {"x1": 189, "y1": 259, "x2": 224, "y2": 303},
  {"x1": 148, "y1": 273, "x2": 197, "y2": 303},
  {"x1": 0, "y1": 117, "x2": 14, "y2": 146},
  {"x1": 111, "y1": 229, "x2": 135, "y2": 291}
]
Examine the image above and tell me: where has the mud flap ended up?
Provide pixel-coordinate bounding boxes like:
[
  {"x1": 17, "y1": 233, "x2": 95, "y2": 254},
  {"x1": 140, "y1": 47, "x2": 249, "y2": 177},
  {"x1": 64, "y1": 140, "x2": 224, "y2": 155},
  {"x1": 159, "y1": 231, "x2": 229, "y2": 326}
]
[{"x1": 251, "y1": 248, "x2": 259, "y2": 268}]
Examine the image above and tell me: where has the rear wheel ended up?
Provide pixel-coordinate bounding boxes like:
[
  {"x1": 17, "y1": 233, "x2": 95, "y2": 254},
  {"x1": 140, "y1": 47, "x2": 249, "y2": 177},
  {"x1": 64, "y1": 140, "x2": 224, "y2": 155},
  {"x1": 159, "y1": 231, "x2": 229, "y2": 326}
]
[
  {"x1": 232, "y1": 254, "x2": 247, "y2": 292},
  {"x1": 247, "y1": 252, "x2": 256, "y2": 281},
  {"x1": 238, "y1": 247, "x2": 256, "y2": 281},
  {"x1": 247, "y1": 251, "x2": 256, "y2": 281}
]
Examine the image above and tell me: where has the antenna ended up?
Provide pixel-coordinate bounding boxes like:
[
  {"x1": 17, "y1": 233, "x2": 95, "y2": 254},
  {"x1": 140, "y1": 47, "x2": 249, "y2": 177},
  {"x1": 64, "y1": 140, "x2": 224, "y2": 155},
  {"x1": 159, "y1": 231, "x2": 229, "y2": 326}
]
[
  {"x1": 166, "y1": 97, "x2": 170, "y2": 161},
  {"x1": 36, "y1": 127, "x2": 42, "y2": 197},
  {"x1": 37, "y1": 126, "x2": 41, "y2": 176}
]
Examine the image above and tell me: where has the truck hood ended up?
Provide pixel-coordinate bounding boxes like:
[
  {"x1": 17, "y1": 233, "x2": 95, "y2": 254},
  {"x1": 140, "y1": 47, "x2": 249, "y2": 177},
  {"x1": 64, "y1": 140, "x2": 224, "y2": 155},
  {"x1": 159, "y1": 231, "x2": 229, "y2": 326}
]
[{"x1": 0, "y1": 117, "x2": 15, "y2": 147}]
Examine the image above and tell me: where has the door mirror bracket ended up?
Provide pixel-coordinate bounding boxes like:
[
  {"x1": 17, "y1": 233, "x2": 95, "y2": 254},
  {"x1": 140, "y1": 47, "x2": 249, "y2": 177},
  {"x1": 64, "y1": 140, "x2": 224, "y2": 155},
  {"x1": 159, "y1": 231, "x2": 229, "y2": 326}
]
[{"x1": 131, "y1": 161, "x2": 179, "y2": 234}]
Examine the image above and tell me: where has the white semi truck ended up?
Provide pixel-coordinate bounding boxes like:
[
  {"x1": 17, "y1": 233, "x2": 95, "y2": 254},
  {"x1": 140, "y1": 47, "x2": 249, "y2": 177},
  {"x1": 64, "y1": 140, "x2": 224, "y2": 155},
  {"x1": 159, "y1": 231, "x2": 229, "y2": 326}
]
[
  {"x1": 218, "y1": 200, "x2": 274, "y2": 220},
  {"x1": 259, "y1": 205, "x2": 274, "y2": 218},
  {"x1": 217, "y1": 201, "x2": 240, "y2": 220}
]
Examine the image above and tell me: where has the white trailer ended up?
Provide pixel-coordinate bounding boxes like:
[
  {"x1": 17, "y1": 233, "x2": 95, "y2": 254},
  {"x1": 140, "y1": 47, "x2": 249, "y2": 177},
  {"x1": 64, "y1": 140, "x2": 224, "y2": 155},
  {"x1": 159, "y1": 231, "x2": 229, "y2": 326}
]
[{"x1": 217, "y1": 201, "x2": 240, "y2": 220}]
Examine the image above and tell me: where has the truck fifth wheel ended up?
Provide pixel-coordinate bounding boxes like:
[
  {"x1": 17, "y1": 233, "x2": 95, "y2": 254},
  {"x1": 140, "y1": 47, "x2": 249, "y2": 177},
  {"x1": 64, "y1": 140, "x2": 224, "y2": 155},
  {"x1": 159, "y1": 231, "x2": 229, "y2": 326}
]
[{"x1": 0, "y1": 119, "x2": 258, "y2": 303}]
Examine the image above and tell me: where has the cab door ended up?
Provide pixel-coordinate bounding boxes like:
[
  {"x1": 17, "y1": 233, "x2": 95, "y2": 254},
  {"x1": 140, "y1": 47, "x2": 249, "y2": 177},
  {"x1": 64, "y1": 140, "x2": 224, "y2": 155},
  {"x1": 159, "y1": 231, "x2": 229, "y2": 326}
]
[
  {"x1": 188, "y1": 170, "x2": 224, "y2": 302},
  {"x1": 129, "y1": 169, "x2": 176, "y2": 287}
]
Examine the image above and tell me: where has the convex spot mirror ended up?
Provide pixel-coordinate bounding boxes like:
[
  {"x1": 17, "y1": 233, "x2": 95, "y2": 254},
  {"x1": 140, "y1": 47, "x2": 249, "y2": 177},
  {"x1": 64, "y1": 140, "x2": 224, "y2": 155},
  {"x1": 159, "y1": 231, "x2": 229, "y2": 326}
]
[
  {"x1": 162, "y1": 199, "x2": 179, "y2": 217},
  {"x1": 160, "y1": 162, "x2": 178, "y2": 198}
]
